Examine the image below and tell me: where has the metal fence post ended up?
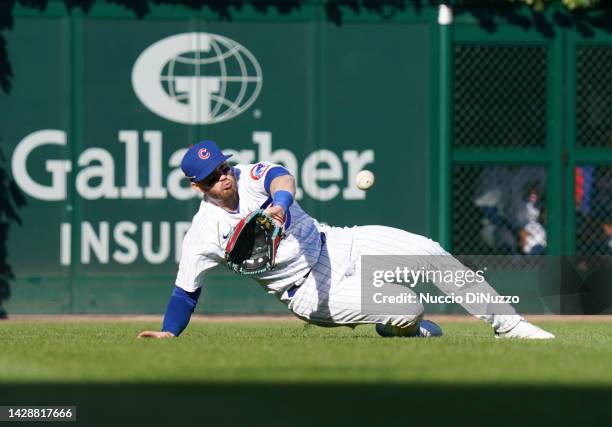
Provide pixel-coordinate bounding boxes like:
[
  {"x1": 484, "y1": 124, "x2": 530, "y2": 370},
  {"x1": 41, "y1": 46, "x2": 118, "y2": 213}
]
[{"x1": 438, "y1": 3, "x2": 453, "y2": 251}]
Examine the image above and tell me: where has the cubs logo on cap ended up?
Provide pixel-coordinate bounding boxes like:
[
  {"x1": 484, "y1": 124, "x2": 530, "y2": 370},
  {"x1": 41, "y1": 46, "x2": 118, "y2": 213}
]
[
  {"x1": 198, "y1": 148, "x2": 211, "y2": 160},
  {"x1": 181, "y1": 140, "x2": 232, "y2": 182}
]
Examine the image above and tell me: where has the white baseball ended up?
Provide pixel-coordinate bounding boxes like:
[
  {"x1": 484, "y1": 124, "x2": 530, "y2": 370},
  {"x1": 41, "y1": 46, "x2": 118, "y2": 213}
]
[{"x1": 355, "y1": 170, "x2": 375, "y2": 190}]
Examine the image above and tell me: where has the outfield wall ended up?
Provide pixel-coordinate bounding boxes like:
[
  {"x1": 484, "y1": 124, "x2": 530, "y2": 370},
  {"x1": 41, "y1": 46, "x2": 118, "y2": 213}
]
[
  {"x1": 2, "y1": 1, "x2": 612, "y2": 314},
  {"x1": 2, "y1": 1, "x2": 437, "y2": 314}
]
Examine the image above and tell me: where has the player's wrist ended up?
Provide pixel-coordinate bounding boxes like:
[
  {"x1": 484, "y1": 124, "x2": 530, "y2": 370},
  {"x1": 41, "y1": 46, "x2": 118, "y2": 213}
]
[{"x1": 273, "y1": 190, "x2": 293, "y2": 213}]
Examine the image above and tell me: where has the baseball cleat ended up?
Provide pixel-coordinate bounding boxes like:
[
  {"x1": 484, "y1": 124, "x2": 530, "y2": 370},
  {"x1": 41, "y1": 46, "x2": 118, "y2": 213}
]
[
  {"x1": 417, "y1": 319, "x2": 443, "y2": 337},
  {"x1": 375, "y1": 319, "x2": 443, "y2": 338},
  {"x1": 375, "y1": 323, "x2": 397, "y2": 337},
  {"x1": 495, "y1": 320, "x2": 555, "y2": 340}
]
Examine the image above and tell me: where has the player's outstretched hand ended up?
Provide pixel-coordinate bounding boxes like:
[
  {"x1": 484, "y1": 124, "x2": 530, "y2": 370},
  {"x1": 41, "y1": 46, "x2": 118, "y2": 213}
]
[
  {"x1": 137, "y1": 331, "x2": 175, "y2": 339},
  {"x1": 264, "y1": 205, "x2": 285, "y2": 227}
]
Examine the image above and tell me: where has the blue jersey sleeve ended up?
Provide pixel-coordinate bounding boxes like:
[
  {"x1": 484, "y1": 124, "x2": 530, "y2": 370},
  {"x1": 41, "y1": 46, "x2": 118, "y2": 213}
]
[
  {"x1": 264, "y1": 166, "x2": 291, "y2": 194},
  {"x1": 161, "y1": 286, "x2": 202, "y2": 336}
]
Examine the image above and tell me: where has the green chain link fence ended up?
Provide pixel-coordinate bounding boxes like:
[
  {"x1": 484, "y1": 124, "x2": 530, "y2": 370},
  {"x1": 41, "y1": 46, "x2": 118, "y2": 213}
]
[
  {"x1": 451, "y1": 39, "x2": 612, "y2": 258},
  {"x1": 574, "y1": 45, "x2": 612, "y2": 256},
  {"x1": 452, "y1": 43, "x2": 550, "y2": 257},
  {"x1": 453, "y1": 45, "x2": 548, "y2": 149},
  {"x1": 576, "y1": 46, "x2": 612, "y2": 149},
  {"x1": 453, "y1": 165, "x2": 548, "y2": 255}
]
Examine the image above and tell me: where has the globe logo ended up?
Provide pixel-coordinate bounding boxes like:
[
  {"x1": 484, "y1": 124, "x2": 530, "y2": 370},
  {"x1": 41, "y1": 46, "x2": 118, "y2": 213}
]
[{"x1": 132, "y1": 33, "x2": 262, "y2": 125}]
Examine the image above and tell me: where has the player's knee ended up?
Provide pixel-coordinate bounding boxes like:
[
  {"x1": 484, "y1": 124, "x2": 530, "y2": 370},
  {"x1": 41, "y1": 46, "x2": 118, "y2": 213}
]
[
  {"x1": 424, "y1": 238, "x2": 448, "y2": 256},
  {"x1": 378, "y1": 310, "x2": 424, "y2": 337},
  {"x1": 400, "y1": 230, "x2": 449, "y2": 256},
  {"x1": 392, "y1": 301, "x2": 424, "y2": 328}
]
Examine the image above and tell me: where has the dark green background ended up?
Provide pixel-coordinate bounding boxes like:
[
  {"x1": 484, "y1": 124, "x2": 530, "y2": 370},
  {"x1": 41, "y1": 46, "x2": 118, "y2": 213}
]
[
  {"x1": 3, "y1": 2, "x2": 611, "y2": 315},
  {"x1": 2, "y1": 3, "x2": 433, "y2": 314}
]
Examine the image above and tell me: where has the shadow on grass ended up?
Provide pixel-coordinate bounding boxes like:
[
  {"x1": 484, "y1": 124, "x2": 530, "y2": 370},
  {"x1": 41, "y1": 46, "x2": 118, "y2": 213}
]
[{"x1": 0, "y1": 383, "x2": 610, "y2": 426}]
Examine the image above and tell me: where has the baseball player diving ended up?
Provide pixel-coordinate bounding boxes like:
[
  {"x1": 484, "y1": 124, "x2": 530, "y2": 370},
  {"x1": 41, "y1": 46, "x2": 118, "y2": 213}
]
[{"x1": 138, "y1": 141, "x2": 555, "y2": 340}]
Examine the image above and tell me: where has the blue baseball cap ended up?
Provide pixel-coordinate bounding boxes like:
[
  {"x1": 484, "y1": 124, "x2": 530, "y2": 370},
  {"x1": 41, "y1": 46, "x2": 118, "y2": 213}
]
[{"x1": 180, "y1": 140, "x2": 233, "y2": 182}]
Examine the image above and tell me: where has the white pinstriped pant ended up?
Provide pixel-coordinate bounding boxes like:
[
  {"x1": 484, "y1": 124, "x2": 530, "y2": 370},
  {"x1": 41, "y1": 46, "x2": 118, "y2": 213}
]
[{"x1": 286, "y1": 225, "x2": 522, "y2": 333}]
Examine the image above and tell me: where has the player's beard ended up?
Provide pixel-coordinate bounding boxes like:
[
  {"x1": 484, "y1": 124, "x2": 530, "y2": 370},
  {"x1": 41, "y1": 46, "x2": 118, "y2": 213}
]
[
  {"x1": 219, "y1": 176, "x2": 237, "y2": 199},
  {"x1": 206, "y1": 177, "x2": 238, "y2": 211},
  {"x1": 220, "y1": 187, "x2": 238, "y2": 205}
]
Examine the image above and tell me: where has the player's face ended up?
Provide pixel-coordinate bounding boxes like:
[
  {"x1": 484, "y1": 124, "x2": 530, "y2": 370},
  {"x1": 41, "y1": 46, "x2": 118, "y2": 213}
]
[{"x1": 191, "y1": 162, "x2": 237, "y2": 200}]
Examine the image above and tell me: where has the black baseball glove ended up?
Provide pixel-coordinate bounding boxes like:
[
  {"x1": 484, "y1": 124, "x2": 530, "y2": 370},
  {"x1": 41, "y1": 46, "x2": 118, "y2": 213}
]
[{"x1": 225, "y1": 209, "x2": 283, "y2": 275}]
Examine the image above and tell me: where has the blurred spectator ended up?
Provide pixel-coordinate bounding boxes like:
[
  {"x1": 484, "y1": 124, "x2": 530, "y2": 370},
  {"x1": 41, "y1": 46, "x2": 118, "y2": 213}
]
[
  {"x1": 576, "y1": 166, "x2": 612, "y2": 255},
  {"x1": 602, "y1": 220, "x2": 612, "y2": 254},
  {"x1": 593, "y1": 208, "x2": 612, "y2": 255},
  {"x1": 474, "y1": 166, "x2": 546, "y2": 254},
  {"x1": 519, "y1": 185, "x2": 547, "y2": 255},
  {"x1": 575, "y1": 166, "x2": 594, "y2": 216},
  {"x1": 474, "y1": 166, "x2": 514, "y2": 253}
]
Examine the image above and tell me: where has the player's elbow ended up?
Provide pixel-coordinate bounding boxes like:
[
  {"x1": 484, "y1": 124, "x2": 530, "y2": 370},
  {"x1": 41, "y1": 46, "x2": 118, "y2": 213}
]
[{"x1": 270, "y1": 175, "x2": 296, "y2": 197}]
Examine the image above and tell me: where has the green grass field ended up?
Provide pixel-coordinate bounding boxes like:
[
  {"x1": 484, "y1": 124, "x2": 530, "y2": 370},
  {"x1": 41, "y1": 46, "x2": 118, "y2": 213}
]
[{"x1": 1, "y1": 320, "x2": 611, "y2": 426}]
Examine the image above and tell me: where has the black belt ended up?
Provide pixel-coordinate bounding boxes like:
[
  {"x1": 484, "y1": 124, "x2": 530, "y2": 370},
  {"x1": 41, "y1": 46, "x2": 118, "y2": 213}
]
[{"x1": 286, "y1": 232, "x2": 326, "y2": 298}]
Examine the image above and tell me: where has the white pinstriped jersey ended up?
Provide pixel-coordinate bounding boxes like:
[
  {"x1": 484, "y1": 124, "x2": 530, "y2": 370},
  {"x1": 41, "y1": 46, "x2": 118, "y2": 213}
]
[
  {"x1": 175, "y1": 163, "x2": 322, "y2": 295},
  {"x1": 176, "y1": 164, "x2": 521, "y2": 333}
]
